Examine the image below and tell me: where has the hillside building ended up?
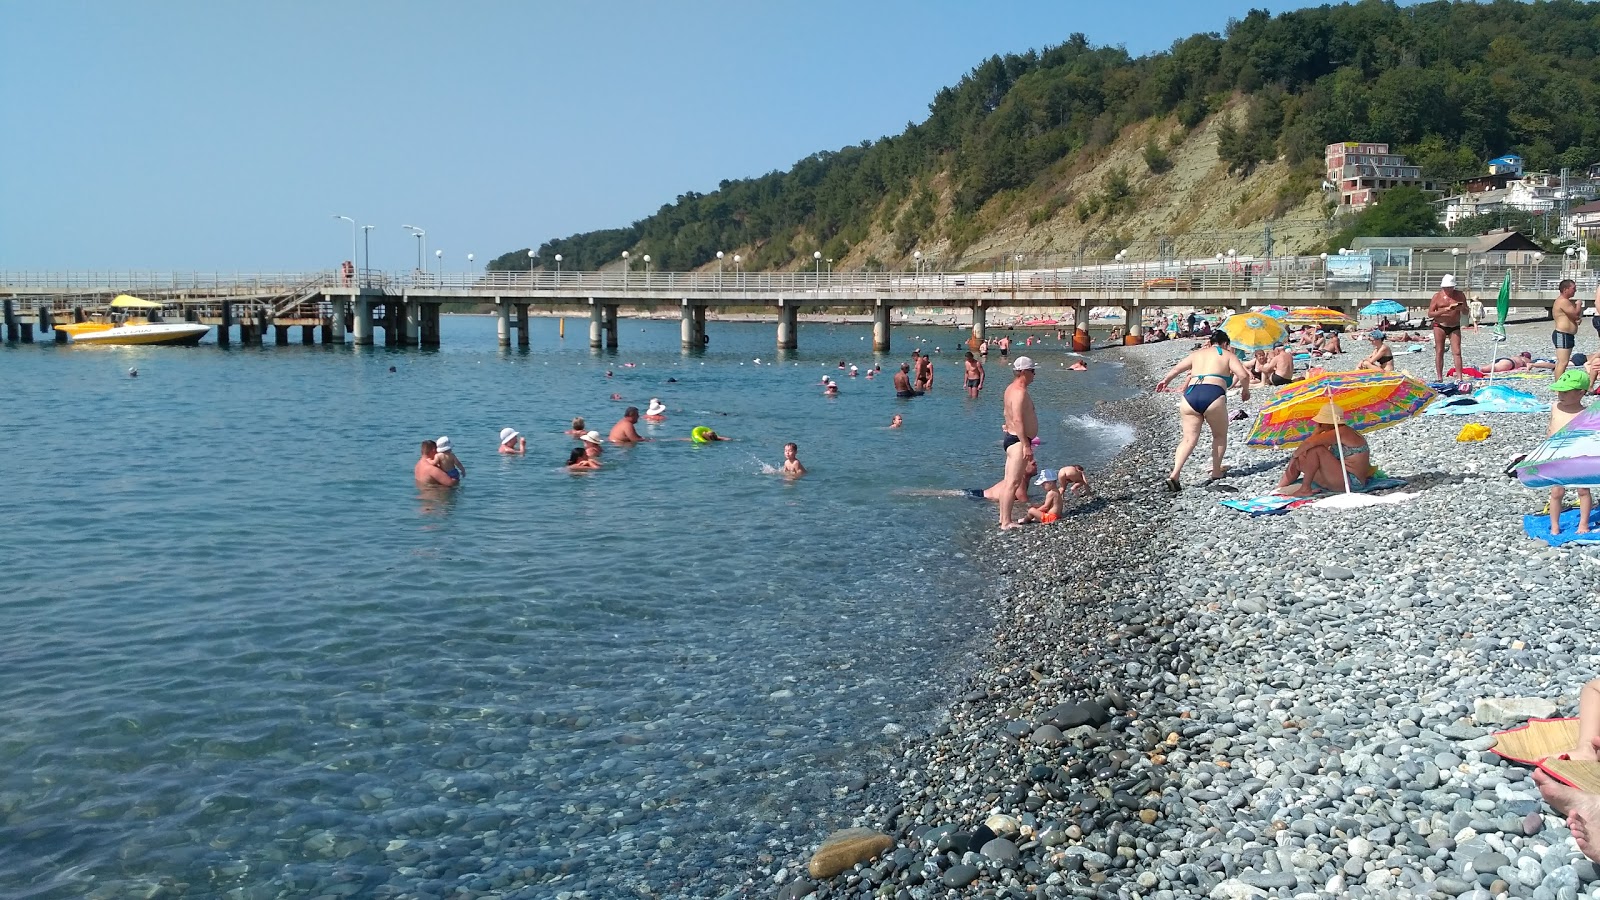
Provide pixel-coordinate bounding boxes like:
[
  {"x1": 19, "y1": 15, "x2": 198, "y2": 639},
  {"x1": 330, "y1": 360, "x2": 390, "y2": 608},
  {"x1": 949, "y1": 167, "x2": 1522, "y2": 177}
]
[
  {"x1": 1350, "y1": 231, "x2": 1546, "y2": 273},
  {"x1": 1438, "y1": 170, "x2": 1599, "y2": 230},
  {"x1": 1325, "y1": 142, "x2": 1428, "y2": 211}
]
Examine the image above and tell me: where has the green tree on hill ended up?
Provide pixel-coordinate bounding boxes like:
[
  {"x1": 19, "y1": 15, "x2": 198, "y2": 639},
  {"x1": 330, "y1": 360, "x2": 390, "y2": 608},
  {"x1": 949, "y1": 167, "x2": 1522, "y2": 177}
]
[
  {"x1": 508, "y1": 1, "x2": 1600, "y2": 270},
  {"x1": 1328, "y1": 186, "x2": 1442, "y2": 251}
]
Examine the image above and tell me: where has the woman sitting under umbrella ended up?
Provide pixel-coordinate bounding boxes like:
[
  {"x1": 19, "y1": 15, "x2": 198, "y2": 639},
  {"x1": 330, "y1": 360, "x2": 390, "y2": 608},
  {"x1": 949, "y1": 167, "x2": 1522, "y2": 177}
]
[{"x1": 1277, "y1": 402, "x2": 1374, "y2": 495}]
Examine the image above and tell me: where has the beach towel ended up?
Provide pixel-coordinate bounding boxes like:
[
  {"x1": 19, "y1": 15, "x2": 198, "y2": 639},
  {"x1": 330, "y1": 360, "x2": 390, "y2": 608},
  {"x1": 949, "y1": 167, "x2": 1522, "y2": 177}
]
[
  {"x1": 1424, "y1": 386, "x2": 1547, "y2": 416},
  {"x1": 1522, "y1": 508, "x2": 1600, "y2": 546},
  {"x1": 1218, "y1": 495, "x2": 1316, "y2": 516},
  {"x1": 1308, "y1": 490, "x2": 1420, "y2": 511}
]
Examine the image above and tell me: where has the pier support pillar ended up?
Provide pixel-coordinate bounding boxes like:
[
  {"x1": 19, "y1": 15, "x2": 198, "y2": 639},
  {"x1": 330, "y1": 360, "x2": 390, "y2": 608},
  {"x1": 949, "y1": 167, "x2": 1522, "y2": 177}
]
[
  {"x1": 777, "y1": 301, "x2": 798, "y2": 350},
  {"x1": 398, "y1": 301, "x2": 415, "y2": 347},
  {"x1": 495, "y1": 299, "x2": 510, "y2": 348},
  {"x1": 1124, "y1": 304, "x2": 1143, "y2": 345},
  {"x1": 256, "y1": 309, "x2": 270, "y2": 346},
  {"x1": 420, "y1": 303, "x2": 441, "y2": 348},
  {"x1": 38, "y1": 306, "x2": 52, "y2": 333},
  {"x1": 301, "y1": 325, "x2": 316, "y2": 344},
  {"x1": 971, "y1": 302, "x2": 986, "y2": 344},
  {"x1": 3, "y1": 299, "x2": 16, "y2": 341},
  {"x1": 20, "y1": 323, "x2": 33, "y2": 343},
  {"x1": 873, "y1": 303, "x2": 891, "y2": 352},
  {"x1": 274, "y1": 323, "x2": 289, "y2": 345},
  {"x1": 354, "y1": 299, "x2": 373, "y2": 346},
  {"x1": 515, "y1": 303, "x2": 530, "y2": 348},
  {"x1": 603, "y1": 304, "x2": 619, "y2": 349},
  {"x1": 680, "y1": 302, "x2": 696, "y2": 351},
  {"x1": 589, "y1": 302, "x2": 602, "y2": 349},
  {"x1": 329, "y1": 298, "x2": 346, "y2": 343},
  {"x1": 219, "y1": 301, "x2": 233, "y2": 347}
]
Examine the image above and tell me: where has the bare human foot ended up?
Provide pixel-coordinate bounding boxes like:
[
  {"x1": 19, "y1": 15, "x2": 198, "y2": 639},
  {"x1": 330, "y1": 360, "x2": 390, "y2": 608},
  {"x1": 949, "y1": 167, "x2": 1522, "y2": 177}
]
[
  {"x1": 1534, "y1": 766, "x2": 1600, "y2": 861},
  {"x1": 1571, "y1": 734, "x2": 1600, "y2": 764}
]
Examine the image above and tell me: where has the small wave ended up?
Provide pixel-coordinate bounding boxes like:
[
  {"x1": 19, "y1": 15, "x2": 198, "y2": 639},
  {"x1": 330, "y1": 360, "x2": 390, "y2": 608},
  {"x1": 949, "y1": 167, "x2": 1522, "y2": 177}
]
[{"x1": 1062, "y1": 414, "x2": 1135, "y2": 449}]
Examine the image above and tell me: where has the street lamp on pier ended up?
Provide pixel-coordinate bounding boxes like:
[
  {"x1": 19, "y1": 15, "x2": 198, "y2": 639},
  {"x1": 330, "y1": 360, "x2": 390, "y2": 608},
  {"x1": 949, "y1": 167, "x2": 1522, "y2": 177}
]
[
  {"x1": 643, "y1": 254, "x2": 651, "y2": 286},
  {"x1": 403, "y1": 225, "x2": 426, "y2": 273},
  {"x1": 528, "y1": 249, "x2": 536, "y2": 284},
  {"x1": 716, "y1": 250, "x2": 724, "y2": 288},
  {"x1": 1451, "y1": 247, "x2": 1461, "y2": 282},
  {"x1": 913, "y1": 250, "x2": 922, "y2": 278},
  {"x1": 435, "y1": 248, "x2": 443, "y2": 278},
  {"x1": 622, "y1": 250, "x2": 630, "y2": 290},
  {"x1": 554, "y1": 253, "x2": 563, "y2": 283},
  {"x1": 467, "y1": 253, "x2": 475, "y2": 276},
  {"x1": 814, "y1": 250, "x2": 822, "y2": 281},
  {"x1": 361, "y1": 225, "x2": 374, "y2": 283},
  {"x1": 733, "y1": 254, "x2": 742, "y2": 289},
  {"x1": 333, "y1": 215, "x2": 357, "y2": 282}
]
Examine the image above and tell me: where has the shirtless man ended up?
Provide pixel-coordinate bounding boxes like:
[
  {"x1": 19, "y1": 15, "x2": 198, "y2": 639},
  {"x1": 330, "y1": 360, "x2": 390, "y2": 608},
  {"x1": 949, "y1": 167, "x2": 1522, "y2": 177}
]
[
  {"x1": 915, "y1": 352, "x2": 934, "y2": 392},
  {"x1": 963, "y1": 352, "x2": 984, "y2": 397},
  {"x1": 999, "y1": 356, "x2": 1039, "y2": 529},
  {"x1": 608, "y1": 407, "x2": 651, "y2": 444},
  {"x1": 414, "y1": 440, "x2": 458, "y2": 487},
  {"x1": 997, "y1": 335, "x2": 1011, "y2": 359},
  {"x1": 1552, "y1": 278, "x2": 1581, "y2": 378},
  {"x1": 1428, "y1": 274, "x2": 1469, "y2": 380},
  {"x1": 1267, "y1": 346, "x2": 1297, "y2": 385},
  {"x1": 893, "y1": 363, "x2": 920, "y2": 399}
]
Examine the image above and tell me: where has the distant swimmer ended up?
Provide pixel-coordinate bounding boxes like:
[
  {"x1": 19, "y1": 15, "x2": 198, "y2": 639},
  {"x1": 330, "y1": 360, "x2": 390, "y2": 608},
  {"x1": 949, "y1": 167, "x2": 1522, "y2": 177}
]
[
  {"x1": 610, "y1": 407, "x2": 651, "y2": 444},
  {"x1": 782, "y1": 442, "x2": 807, "y2": 477},
  {"x1": 645, "y1": 398, "x2": 668, "y2": 421},
  {"x1": 894, "y1": 363, "x2": 923, "y2": 398},
  {"x1": 609, "y1": 393, "x2": 623, "y2": 401},
  {"x1": 849, "y1": 365, "x2": 858, "y2": 377},
  {"x1": 824, "y1": 382, "x2": 839, "y2": 396},
  {"x1": 691, "y1": 426, "x2": 731, "y2": 443},
  {"x1": 1068, "y1": 360, "x2": 1087, "y2": 371},
  {"x1": 580, "y1": 430, "x2": 604, "y2": 460},
  {"x1": 433, "y1": 436, "x2": 465, "y2": 481},
  {"x1": 566, "y1": 416, "x2": 587, "y2": 436},
  {"x1": 415, "y1": 440, "x2": 458, "y2": 487},
  {"x1": 566, "y1": 447, "x2": 601, "y2": 471},
  {"x1": 128, "y1": 368, "x2": 138, "y2": 378},
  {"x1": 499, "y1": 428, "x2": 526, "y2": 454},
  {"x1": 890, "y1": 414, "x2": 904, "y2": 428}
]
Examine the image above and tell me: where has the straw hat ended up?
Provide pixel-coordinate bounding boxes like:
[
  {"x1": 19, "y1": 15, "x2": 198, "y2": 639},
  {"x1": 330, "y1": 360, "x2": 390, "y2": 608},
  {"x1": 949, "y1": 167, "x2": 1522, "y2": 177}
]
[{"x1": 1311, "y1": 402, "x2": 1346, "y2": 426}]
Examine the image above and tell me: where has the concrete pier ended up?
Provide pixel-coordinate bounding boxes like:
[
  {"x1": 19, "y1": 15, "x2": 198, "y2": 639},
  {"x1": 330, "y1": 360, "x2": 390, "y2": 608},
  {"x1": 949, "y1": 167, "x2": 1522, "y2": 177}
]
[
  {"x1": 589, "y1": 302, "x2": 602, "y2": 349},
  {"x1": 354, "y1": 299, "x2": 373, "y2": 346},
  {"x1": 873, "y1": 303, "x2": 892, "y2": 352},
  {"x1": 603, "y1": 304, "x2": 619, "y2": 349},
  {"x1": 680, "y1": 301, "x2": 705, "y2": 351},
  {"x1": 971, "y1": 302, "x2": 987, "y2": 343},
  {"x1": 1124, "y1": 303, "x2": 1144, "y2": 344},
  {"x1": 776, "y1": 300, "x2": 798, "y2": 350},
  {"x1": 330, "y1": 298, "x2": 347, "y2": 344},
  {"x1": 274, "y1": 323, "x2": 290, "y2": 345},
  {"x1": 515, "y1": 303, "x2": 530, "y2": 348},
  {"x1": 220, "y1": 301, "x2": 233, "y2": 347},
  {"x1": 419, "y1": 303, "x2": 441, "y2": 348},
  {"x1": 402, "y1": 301, "x2": 418, "y2": 347},
  {"x1": 3, "y1": 299, "x2": 16, "y2": 341},
  {"x1": 495, "y1": 299, "x2": 510, "y2": 348}
]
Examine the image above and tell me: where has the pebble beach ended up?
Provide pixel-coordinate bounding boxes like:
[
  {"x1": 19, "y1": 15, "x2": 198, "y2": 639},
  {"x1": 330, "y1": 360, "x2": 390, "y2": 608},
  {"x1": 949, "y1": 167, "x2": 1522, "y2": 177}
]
[{"x1": 769, "y1": 319, "x2": 1600, "y2": 900}]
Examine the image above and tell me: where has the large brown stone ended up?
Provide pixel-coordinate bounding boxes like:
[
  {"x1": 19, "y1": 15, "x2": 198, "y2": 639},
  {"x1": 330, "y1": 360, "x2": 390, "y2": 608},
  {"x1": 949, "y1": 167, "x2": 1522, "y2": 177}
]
[{"x1": 808, "y1": 828, "x2": 894, "y2": 879}]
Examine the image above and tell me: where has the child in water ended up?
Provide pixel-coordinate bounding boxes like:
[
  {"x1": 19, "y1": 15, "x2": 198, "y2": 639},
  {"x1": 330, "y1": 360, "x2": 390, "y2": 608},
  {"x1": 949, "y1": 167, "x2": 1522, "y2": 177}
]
[
  {"x1": 433, "y1": 436, "x2": 465, "y2": 481},
  {"x1": 782, "y1": 442, "x2": 806, "y2": 478}
]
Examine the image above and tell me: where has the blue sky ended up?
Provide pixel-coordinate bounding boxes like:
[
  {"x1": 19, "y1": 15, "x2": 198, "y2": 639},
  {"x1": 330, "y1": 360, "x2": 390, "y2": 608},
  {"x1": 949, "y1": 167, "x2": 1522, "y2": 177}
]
[{"x1": 4, "y1": 1, "x2": 1327, "y2": 271}]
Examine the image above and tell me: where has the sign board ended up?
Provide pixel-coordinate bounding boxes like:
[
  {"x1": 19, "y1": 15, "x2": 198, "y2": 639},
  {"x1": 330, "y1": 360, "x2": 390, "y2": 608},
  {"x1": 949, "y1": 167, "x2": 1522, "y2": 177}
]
[{"x1": 1325, "y1": 254, "x2": 1373, "y2": 284}]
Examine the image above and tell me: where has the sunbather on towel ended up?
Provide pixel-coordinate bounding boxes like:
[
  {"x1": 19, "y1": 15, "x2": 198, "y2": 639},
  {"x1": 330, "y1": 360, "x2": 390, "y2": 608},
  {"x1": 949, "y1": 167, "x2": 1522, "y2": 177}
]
[
  {"x1": 1277, "y1": 402, "x2": 1373, "y2": 496},
  {"x1": 1533, "y1": 733, "x2": 1600, "y2": 863}
]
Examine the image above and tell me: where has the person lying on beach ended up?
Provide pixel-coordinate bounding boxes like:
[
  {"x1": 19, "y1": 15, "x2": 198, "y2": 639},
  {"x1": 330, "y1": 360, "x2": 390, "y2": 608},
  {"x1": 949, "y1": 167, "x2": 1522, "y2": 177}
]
[
  {"x1": 1155, "y1": 331, "x2": 1252, "y2": 491},
  {"x1": 1546, "y1": 369, "x2": 1593, "y2": 535},
  {"x1": 1533, "y1": 734, "x2": 1600, "y2": 863},
  {"x1": 1359, "y1": 332, "x2": 1396, "y2": 372},
  {"x1": 566, "y1": 447, "x2": 600, "y2": 471},
  {"x1": 1276, "y1": 403, "x2": 1372, "y2": 495}
]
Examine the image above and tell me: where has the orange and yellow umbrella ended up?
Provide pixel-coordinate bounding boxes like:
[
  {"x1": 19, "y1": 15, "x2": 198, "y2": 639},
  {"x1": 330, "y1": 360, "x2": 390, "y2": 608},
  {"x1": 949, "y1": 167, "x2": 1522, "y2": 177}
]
[
  {"x1": 1220, "y1": 312, "x2": 1285, "y2": 353},
  {"x1": 1285, "y1": 306, "x2": 1355, "y2": 328},
  {"x1": 1247, "y1": 371, "x2": 1437, "y2": 449}
]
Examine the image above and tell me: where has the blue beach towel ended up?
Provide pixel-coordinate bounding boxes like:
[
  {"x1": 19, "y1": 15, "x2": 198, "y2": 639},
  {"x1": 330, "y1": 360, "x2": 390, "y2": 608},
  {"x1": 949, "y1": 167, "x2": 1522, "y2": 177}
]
[
  {"x1": 1523, "y1": 508, "x2": 1600, "y2": 546},
  {"x1": 1219, "y1": 495, "x2": 1313, "y2": 516},
  {"x1": 1424, "y1": 386, "x2": 1547, "y2": 416}
]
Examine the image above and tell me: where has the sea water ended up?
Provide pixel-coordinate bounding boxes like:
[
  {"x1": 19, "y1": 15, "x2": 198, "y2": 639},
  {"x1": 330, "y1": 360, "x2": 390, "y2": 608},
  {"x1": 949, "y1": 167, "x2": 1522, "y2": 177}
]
[{"x1": 0, "y1": 317, "x2": 1140, "y2": 897}]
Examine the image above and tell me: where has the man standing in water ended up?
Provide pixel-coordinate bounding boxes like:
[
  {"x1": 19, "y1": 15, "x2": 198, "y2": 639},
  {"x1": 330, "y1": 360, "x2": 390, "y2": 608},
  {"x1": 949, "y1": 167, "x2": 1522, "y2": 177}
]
[
  {"x1": 999, "y1": 356, "x2": 1038, "y2": 529},
  {"x1": 1552, "y1": 278, "x2": 1581, "y2": 378},
  {"x1": 609, "y1": 407, "x2": 652, "y2": 444},
  {"x1": 963, "y1": 351, "x2": 984, "y2": 397},
  {"x1": 893, "y1": 363, "x2": 921, "y2": 398},
  {"x1": 414, "y1": 440, "x2": 458, "y2": 487}
]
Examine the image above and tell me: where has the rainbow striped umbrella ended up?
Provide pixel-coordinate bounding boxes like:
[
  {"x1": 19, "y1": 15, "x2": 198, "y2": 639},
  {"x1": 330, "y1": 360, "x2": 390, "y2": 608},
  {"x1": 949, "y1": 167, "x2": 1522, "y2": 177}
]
[
  {"x1": 1247, "y1": 371, "x2": 1438, "y2": 449},
  {"x1": 1515, "y1": 407, "x2": 1600, "y2": 488},
  {"x1": 1220, "y1": 312, "x2": 1285, "y2": 353}
]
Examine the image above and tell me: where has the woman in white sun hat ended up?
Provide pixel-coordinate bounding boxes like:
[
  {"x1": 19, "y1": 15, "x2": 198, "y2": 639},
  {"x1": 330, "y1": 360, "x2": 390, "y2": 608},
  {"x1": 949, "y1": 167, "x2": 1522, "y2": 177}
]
[{"x1": 498, "y1": 427, "x2": 525, "y2": 455}]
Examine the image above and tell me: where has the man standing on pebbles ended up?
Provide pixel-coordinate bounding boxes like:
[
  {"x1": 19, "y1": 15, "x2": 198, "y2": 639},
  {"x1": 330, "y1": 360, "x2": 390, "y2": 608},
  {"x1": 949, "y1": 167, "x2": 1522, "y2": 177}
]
[
  {"x1": 1552, "y1": 278, "x2": 1581, "y2": 378},
  {"x1": 999, "y1": 356, "x2": 1039, "y2": 530}
]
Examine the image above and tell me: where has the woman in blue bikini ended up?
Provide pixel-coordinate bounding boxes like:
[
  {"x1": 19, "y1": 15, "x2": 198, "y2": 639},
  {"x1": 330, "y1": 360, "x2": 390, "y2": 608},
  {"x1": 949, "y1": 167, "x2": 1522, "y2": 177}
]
[
  {"x1": 1155, "y1": 331, "x2": 1252, "y2": 491},
  {"x1": 1277, "y1": 403, "x2": 1373, "y2": 495}
]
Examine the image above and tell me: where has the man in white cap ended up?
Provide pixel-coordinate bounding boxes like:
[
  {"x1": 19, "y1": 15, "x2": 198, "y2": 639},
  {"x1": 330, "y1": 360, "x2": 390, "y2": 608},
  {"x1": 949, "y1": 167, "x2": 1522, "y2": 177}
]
[
  {"x1": 998, "y1": 356, "x2": 1039, "y2": 529},
  {"x1": 1427, "y1": 274, "x2": 1468, "y2": 381}
]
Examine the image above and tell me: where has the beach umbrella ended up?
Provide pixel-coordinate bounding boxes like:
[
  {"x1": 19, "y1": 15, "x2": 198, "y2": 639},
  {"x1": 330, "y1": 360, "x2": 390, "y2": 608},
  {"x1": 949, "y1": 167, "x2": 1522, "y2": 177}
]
[
  {"x1": 1493, "y1": 270, "x2": 1511, "y2": 341},
  {"x1": 1220, "y1": 312, "x2": 1285, "y2": 352},
  {"x1": 1514, "y1": 407, "x2": 1600, "y2": 488},
  {"x1": 1257, "y1": 307, "x2": 1290, "y2": 320},
  {"x1": 1361, "y1": 299, "x2": 1407, "y2": 317},
  {"x1": 1285, "y1": 306, "x2": 1356, "y2": 327},
  {"x1": 1247, "y1": 371, "x2": 1438, "y2": 450}
]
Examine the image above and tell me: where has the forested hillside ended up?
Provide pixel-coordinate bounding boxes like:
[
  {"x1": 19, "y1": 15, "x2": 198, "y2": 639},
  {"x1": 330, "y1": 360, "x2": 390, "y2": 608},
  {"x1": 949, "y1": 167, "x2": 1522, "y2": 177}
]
[{"x1": 490, "y1": 0, "x2": 1600, "y2": 274}]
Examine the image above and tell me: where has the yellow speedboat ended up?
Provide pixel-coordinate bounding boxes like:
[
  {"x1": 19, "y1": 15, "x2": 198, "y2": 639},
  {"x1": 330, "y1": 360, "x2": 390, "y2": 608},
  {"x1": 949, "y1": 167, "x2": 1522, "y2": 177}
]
[{"x1": 57, "y1": 295, "x2": 209, "y2": 346}]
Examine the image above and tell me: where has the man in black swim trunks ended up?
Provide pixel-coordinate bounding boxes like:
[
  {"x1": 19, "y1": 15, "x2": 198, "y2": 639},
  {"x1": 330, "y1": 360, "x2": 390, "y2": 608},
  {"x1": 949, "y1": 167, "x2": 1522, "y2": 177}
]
[
  {"x1": 1428, "y1": 274, "x2": 1468, "y2": 380},
  {"x1": 894, "y1": 363, "x2": 920, "y2": 398},
  {"x1": 1553, "y1": 278, "x2": 1580, "y2": 378}
]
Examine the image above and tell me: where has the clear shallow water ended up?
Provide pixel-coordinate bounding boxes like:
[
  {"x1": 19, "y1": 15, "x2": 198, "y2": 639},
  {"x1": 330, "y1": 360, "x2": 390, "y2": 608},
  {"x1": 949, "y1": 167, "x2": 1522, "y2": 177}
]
[{"x1": 1, "y1": 317, "x2": 1137, "y2": 898}]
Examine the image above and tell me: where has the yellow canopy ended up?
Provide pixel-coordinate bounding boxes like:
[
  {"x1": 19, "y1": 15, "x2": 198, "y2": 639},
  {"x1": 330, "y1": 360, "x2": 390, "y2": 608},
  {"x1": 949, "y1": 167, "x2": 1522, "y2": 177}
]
[{"x1": 110, "y1": 294, "x2": 164, "y2": 309}]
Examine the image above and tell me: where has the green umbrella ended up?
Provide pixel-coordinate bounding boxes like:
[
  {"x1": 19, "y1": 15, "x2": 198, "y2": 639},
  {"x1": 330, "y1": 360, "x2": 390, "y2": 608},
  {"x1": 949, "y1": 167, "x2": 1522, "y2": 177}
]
[{"x1": 1493, "y1": 271, "x2": 1510, "y2": 341}]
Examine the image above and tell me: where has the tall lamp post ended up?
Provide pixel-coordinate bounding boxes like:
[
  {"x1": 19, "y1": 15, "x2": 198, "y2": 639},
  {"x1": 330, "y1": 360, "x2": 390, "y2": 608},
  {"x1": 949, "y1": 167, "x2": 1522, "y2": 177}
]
[
  {"x1": 1014, "y1": 253, "x2": 1023, "y2": 289},
  {"x1": 913, "y1": 250, "x2": 922, "y2": 278},
  {"x1": 434, "y1": 248, "x2": 442, "y2": 278},
  {"x1": 643, "y1": 254, "x2": 651, "y2": 286},
  {"x1": 1451, "y1": 247, "x2": 1461, "y2": 284},
  {"x1": 467, "y1": 253, "x2": 475, "y2": 278},
  {"x1": 813, "y1": 250, "x2": 822, "y2": 281},
  {"x1": 716, "y1": 250, "x2": 724, "y2": 289},
  {"x1": 403, "y1": 225, "x2": 426, "y2": 273},
  {"x1": 361, "y1": 225, "x2": 374, "y2": 284},
  {"x1": 554, "y1": 253, "x2": 563, "y2": 284},
  {"x1": 528, "y1": 249, "x2": 537, "y2": 285},
  {"x1": 622, "y1": 250, "x2": 630, "y2": 290},
  {"x1": 333, "y1": 215, "x2": 357, "y2": 282},
  {"x1": 733, "y1": 254, "x2": 742, "y2": 289}
]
